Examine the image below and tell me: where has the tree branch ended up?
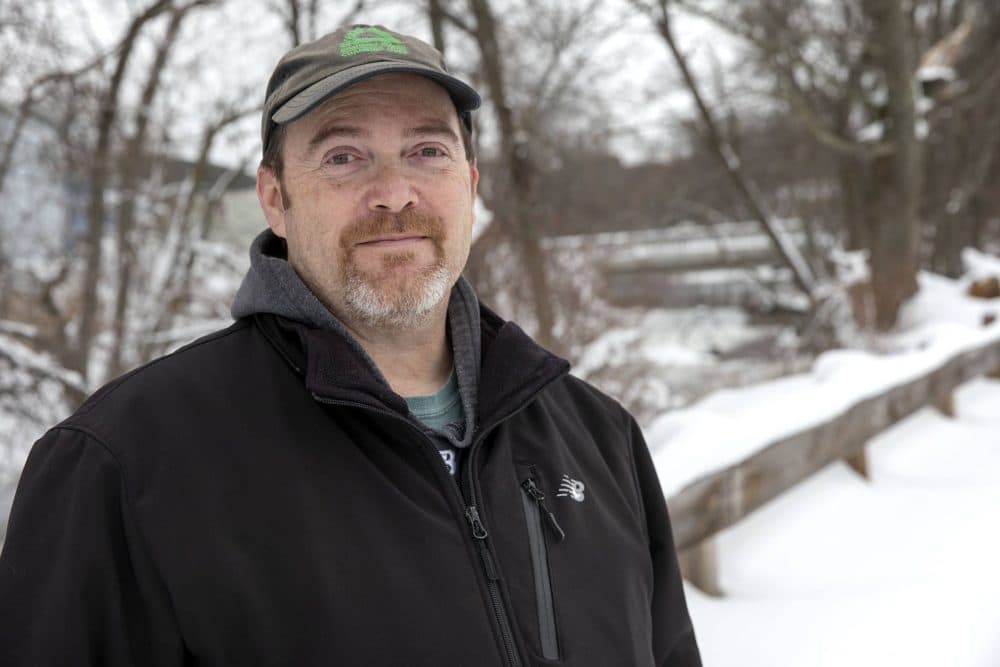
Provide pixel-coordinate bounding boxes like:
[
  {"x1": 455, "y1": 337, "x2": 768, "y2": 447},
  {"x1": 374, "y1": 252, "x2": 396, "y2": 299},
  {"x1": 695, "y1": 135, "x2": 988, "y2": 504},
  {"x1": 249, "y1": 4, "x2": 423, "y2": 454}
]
[
  {"x1": 438, "y1": 4, "x2": 476, "y2": 36},
  {"x1": 633, "y1": 0, "x2": 817, "y2": 302}
]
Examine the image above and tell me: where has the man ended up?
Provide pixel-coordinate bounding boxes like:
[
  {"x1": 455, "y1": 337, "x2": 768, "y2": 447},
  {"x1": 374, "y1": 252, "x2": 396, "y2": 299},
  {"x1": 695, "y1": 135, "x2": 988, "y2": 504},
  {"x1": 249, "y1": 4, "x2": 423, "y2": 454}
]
[{"x1": 0, "y1": 24, "x2": 700, "y2": 666}]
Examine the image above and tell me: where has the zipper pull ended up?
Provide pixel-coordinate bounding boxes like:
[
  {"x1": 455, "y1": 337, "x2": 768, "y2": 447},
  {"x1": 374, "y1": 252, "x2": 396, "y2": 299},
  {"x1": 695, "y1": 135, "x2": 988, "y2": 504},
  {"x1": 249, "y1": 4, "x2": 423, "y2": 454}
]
[
  {"x1": 465, "y1": 505, "x2": 489, "y2": 540},
  {"x1": 521, "y1": 478, "x2": 566, "y2": 542}
]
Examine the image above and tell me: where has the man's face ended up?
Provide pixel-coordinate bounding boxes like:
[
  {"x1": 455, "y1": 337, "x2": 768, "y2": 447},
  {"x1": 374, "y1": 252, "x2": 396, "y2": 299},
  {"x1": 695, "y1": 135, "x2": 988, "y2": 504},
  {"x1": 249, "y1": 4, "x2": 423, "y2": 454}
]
[{"x1": 257, "y1": 73, "x2": 479, "y2": 331}]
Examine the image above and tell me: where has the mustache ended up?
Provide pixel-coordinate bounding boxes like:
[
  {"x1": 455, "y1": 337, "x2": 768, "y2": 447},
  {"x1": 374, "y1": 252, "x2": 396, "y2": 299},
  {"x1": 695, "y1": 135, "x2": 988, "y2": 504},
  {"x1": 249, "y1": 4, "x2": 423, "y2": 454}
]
[{"x1": 340, "y1": 209, "x2": 445, "y2": 248}]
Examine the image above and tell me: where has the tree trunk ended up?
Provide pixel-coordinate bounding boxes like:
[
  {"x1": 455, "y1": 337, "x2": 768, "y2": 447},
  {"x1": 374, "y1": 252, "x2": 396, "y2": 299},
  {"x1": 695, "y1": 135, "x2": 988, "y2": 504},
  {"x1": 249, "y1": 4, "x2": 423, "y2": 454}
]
[
  {"x1": 108, "y1": 5, "x2": 191, "y2": 379},
  {"x1": 428, "y1": 0, "x2": 446, "y2": 52},
  {"x1": 73, "y1": 0, "x2": 172, "y2": 382},
  {"x1": 862, "y1": 0, "x2": 922, "y2": 330},
  {"x1": 647, "y1": 0, "x2": 817, "y2": 303},
  {"x1": 837, "y1": 154, "x2": 867, "y2": 252},
  {"x1": 466, "y1": 0, "x2": 557, "y2": 351}
]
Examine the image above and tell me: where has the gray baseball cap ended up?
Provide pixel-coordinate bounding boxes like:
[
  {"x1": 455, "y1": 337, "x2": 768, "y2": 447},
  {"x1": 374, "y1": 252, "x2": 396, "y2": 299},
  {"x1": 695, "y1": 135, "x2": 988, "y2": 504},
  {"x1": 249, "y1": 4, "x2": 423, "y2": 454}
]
[{"x1": 261, "y1": 24, "x2": 481, "y2": 152}]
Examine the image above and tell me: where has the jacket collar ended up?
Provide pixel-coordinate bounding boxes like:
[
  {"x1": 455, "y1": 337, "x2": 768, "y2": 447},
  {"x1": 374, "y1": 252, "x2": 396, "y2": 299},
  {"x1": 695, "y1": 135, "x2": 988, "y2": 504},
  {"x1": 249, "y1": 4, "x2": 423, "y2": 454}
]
[
  {"x1": 254, "y1": 303, "x2": 569, "y2": 431},
  {"x1": 237, "y1": 229, "x2": 568, "y2": 429},
  {"x1": 475, "y1": 305, "x2": 570, "y2": 430}
]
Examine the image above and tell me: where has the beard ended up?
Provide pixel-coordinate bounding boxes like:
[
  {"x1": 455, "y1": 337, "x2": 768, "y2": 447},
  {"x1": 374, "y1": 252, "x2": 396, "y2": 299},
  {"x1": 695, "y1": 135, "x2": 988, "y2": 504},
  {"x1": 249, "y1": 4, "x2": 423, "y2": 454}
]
[{"x1": 338, "y1": 210, "x2": 456, "y2": 329}]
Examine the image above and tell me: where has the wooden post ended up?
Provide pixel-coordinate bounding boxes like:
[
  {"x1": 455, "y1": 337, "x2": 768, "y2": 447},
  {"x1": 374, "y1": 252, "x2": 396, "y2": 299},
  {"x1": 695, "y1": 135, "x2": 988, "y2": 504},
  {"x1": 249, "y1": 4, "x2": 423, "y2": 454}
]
[
  {"x1": 846, "y1": 448, "x2": 869, "y2": 479},
  {"x1": 934, "y1": 391, "x2": 956, "y2": 417},
  {"x1": 678, "y1": 537, "x2": 722, "y2": 597}
]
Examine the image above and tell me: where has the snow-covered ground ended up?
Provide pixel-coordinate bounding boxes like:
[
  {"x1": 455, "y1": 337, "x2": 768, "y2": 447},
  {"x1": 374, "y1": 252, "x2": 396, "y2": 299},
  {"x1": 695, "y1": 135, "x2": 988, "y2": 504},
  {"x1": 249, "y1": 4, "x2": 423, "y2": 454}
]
[
  {"x1": 688, "y1": 376, "x2": 1000, "y2": 667},
  {"x1": 653, "y1": 249, "x2": 1000, "y2": 666}
]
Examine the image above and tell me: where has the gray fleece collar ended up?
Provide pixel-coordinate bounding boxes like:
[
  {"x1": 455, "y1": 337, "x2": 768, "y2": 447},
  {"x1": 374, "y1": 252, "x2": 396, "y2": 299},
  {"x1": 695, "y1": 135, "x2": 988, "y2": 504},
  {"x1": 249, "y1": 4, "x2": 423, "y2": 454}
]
[{"x1": 232, "y1": 229, "x2": 480, "y2": 448}]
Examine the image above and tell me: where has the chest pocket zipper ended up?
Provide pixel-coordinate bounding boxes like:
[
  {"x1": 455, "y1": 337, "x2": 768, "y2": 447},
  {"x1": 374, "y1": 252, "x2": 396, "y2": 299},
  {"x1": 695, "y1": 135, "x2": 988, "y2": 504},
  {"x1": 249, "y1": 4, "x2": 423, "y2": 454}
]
[{"x1": 520, "y1": 473, "x2": 565, "y2": 660}]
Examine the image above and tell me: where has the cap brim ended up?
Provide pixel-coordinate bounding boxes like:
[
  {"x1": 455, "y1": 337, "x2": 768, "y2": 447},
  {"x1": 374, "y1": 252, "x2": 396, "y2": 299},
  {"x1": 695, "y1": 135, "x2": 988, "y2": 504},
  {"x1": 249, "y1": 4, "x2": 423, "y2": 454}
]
[{"x1": 271, "y1": 61, "x2": 481, "y2": 125}]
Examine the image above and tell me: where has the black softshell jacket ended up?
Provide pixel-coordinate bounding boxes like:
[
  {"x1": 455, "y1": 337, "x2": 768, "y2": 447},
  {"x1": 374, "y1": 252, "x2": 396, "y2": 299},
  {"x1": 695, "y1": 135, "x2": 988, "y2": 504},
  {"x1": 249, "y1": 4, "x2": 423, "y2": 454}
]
[{"x1": 0, "y1": 310, "x2": 700, "y2": 666}]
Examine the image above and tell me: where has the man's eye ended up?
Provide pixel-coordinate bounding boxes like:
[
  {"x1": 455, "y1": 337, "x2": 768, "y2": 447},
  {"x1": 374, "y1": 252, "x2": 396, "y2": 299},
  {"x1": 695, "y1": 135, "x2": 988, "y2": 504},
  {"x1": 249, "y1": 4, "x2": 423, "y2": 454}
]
[
  {"x1": 418, "y1": 146, "x2": 445, "y2": 158},
  {"x1": 328, "y1": 153, "x2": 356, "y2": 165}
]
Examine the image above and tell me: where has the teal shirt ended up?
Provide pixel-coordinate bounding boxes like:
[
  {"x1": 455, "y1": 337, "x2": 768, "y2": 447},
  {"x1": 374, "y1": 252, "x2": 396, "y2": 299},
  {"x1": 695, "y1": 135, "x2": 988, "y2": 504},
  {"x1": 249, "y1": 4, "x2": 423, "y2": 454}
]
[
  {"x1": 405, "y1": 371, "x2": 464, "y2": 475},
  {"x1": 405, "y1": 370, "x2": 463, "y2": 429}
]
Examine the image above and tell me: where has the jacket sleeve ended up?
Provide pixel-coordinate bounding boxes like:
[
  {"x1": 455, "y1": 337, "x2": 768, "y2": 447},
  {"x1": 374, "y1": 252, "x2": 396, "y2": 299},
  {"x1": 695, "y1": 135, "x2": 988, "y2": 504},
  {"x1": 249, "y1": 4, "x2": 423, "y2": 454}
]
[
  {"x1": 627, "y1": 415, "x2": 703, "y2": 667},
  {"x1": 0, "y1": 426, "x2": 184, "y2": 666}
]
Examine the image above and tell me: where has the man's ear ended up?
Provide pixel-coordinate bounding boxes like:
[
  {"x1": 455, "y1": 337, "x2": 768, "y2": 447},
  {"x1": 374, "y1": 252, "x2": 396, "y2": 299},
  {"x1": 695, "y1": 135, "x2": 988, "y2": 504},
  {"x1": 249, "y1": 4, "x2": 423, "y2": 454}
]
[
  {"x1": 468, "y1": 161, "x2": 479, "y2": 228},
  {"x1": 257, "y1": 164, "x2": 288, "y2": 238}
]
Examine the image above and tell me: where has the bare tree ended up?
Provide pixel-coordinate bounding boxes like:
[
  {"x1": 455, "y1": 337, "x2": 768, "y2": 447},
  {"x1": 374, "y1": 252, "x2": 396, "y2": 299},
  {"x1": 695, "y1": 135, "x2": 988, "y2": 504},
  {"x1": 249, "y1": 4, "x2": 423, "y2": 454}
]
[
  {"x1": 467, "y1": 0, "x2": 559, "y2": 349},
  {"x1": 427, "y1": 0, "x2": 448, "y2": 52},
  {"x1": 633, "y1": 0, "x2": 932, "y2": 329},
  {"x1": 1, "y1": 0, "x2": 258, "y2": 426},
  {"x1": 136, "y1": 102, "x2": 259, "y2": 363},
  {"x1": 74, "y1": 0, "x2": 175, "y2": 380},
  {"x1": 268, "y1": 0, "x2": 366, "y2": 47},
  {"x1": 0, "y1": 38, "x2": 113, "y2": 196},
  {"x1": 108, "y1": 1, "x2": 215, "y2": 378},
  {"x1": 918, "y1": 1, "x2": 1000, "y2": 275},
  {"x1": 433, "y1": 0, "x2": 617, "y2": 352},
  {"x1": 629, "y1": 0, "x2": 819, "y2": 307},
  {"x1": 859, "y1": 0, "x2": 922, "y2": 329}
]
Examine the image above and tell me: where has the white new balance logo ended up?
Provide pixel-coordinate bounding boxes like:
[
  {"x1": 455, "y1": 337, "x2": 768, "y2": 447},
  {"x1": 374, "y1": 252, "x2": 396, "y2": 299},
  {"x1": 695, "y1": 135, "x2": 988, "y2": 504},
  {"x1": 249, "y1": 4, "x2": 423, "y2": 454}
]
[{"x1": 556, "y1": 475, "x2": 586, "y2": 502}]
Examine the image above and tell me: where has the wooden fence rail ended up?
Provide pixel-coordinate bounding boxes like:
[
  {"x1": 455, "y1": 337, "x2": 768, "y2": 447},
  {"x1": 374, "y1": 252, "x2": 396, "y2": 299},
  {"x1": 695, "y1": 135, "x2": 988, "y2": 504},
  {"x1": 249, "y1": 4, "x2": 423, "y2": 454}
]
[{"x1": 667, "y1": 335, "x2": 1000, "y2": 595}]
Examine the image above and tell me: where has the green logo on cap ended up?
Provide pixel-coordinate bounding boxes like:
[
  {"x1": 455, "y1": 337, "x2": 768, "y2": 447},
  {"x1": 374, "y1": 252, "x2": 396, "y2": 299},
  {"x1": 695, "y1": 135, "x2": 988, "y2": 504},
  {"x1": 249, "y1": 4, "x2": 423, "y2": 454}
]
[{"x1": 339, "y1": 26, "x2": 409, "y2": 57}]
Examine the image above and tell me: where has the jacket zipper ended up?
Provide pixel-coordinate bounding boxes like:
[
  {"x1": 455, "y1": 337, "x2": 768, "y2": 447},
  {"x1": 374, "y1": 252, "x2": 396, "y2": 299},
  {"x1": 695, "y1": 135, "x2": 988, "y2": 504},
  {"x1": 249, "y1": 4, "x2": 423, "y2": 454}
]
[
  {"x1": 457, "y1": 396, "x2": 565, "y2": 666},
  {"x1": 520, "y1": 475, "x2": 564, "y2": 660},
  {"x1": 312, "y1": 395, "x2": 524, "y2": 667},
  {"x1": 465, "y1": 506, "x2": 521, "y2": 667},
  {"x1": 521, "y1": 476, "x2": 566, "y2": 541}
]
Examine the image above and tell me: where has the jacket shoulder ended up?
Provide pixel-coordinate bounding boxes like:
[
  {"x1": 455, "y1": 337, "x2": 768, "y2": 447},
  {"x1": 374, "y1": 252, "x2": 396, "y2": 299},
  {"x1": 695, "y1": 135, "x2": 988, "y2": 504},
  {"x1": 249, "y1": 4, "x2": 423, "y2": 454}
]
[
  {"x1": 549, "y1": 372, "x2": 634, "y2": 432},
  {"x1": 75, "y1": 320, "x2": 252, "y2": 407},
  {"x1": 61, "y1": 319, "x2": 273, "y2": 444}
]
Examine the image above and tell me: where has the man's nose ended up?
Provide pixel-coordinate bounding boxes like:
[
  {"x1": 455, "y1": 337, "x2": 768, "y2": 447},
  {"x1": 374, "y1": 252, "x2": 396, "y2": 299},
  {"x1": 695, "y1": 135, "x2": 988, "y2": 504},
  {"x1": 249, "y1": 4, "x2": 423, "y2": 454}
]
[{"x1": 368, "y1": 163, "x2": 417, "y2": 213}]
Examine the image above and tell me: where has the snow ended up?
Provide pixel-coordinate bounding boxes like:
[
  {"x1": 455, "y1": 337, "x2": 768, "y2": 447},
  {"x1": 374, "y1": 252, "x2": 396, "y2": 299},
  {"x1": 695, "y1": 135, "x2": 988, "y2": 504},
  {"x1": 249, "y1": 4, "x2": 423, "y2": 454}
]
[
  {"x1": 687, "y1": 377, "x2": 1000, "y2": 667},
  {"x1": 548, "y1": 219, "x2": 808, "y2": 250},
  {"x1": 641, "y1": 249, "x2": 1000, "y2": 665},
  {"x1": 549, "y1": 219, "x2": 816, "y2": 273},
  {"x1": 0, "y1": 320, "x2": 39, "y2": 338},
  {"x1": 471, "y1": 195, "x2": 494, "y2": 244},
  {"x1": 917, "y1": 64, "x2": 957, "y2": 82},
  {"x1": 581, "y1": 335, "x2": 706, "y2": 384},
  {"x1": 0, "y1": 333, "x2": 86, "y2": 394},
  {"x1": 604, "y1": 233, "x2": 806, "y2": 269},
  {"x1": 961, "y1": 247, "x2": 1000, "y2": 282},
  {"x1": 649, "y1": 255, "x2": 1000, "y2": 497},
  {"x1": 857, "y1": 120, "x2": 884, "y2": 142},
  {"x1": 895, "y1": 251, "x2": 1000, "y2": 338},
  {"x1": 829, "y1": 246, "x2": 870, "y2": 286}
]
